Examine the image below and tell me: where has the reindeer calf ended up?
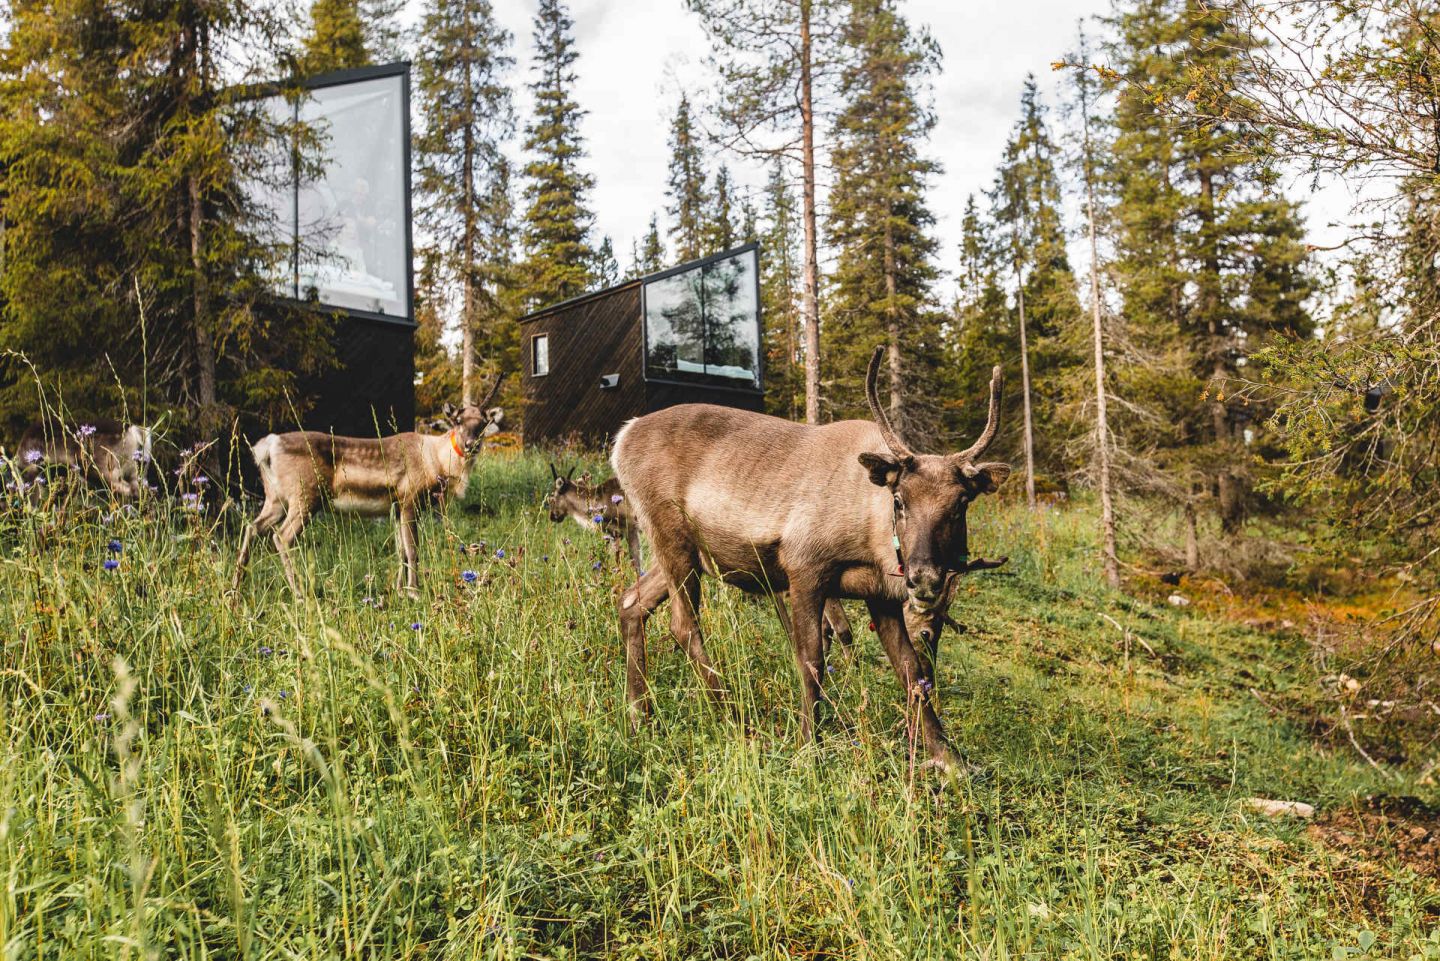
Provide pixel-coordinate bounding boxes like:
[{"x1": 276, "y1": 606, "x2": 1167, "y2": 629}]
[
  {"x1": 16, "y1": 418, "x2": 152, "y2": 499},
  {"x1": 548, "y1": 465, "x2": 644, "y2": 571},
  {"x1": 233, "y1": 385, "x2": 503, "y2": 598}
]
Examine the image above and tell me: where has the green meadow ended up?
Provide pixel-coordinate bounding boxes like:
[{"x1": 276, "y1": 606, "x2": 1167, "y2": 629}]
[{"x1": 1, "y1": 450, "x2": 1434, "y2": 960}]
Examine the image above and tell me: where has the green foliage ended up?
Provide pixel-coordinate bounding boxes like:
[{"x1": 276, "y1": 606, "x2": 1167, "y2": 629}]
[
  {"x1": 823, "y1": 0, "x2": 943, "y2": 434},
  {"x1": 760, "y1": 161, "x2": 804, "y2": 420},
  {"x1": 0, "y1": 450, "x2": 1429, "y2": 957},
  {"x1": 627, "y1": 213, "x2": 667, "y2": 280},
  {"x1": 518, "y1": 0, "x2": 595, "y2": 311},
  {"x1": 299, "y1": 0, "x2": 370, "y2": 75}
]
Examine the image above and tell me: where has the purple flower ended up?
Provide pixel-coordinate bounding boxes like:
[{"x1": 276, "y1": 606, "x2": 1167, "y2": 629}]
[
  {"x1": 541, "y1": 555, "x2": 549, "y2": 562},
  {"x1": 102, "y1": 559, "x2": 119, "y2": 571},
  {"x1": 193, "y1": 474, "x2": 209, "y2": 487},
  {"x1": 107, "y1": 539, "x2": 122, "y2": 554},
  {"x1": 132, "y1": 449, "x2": 149, "y2": 463},
  {"x1": 94, "y1": 712, "x2": 109, "y2": 722},
  {"x1": 494, "y1": 548, "x2": 505, "y2": 560},
  {"x1": 242, "y1": 684, "x2": 252, "y2": 694},
  {"x1": 410, "y1": 622, "x2": 422, "y2": 631},
  {"x1": 611, "y1": 494, "x2": 623, "y2": 504},
  {"x1": 278, "y1": 690, "x2": 288, "y2": 700},
  {"x1": 461, "y1": 569, "x2": 478, "y2": 583},
  {"x1": 592, "y1": 514, "x2": 605, "y2": 524},
  {"x1": 362, "y1": 596, "x2": 376, "y2": 606},
  {"x1": 259, "y1": 645, "x2": 273, "y2": 656},
  {"x1": 23, "y1": 449, "x2": 42, "y2": 464},
  {"x1": 77, "y1": 424, "x2": 96, "y2": 438},
  {"x1": 591, "y1": 561, "x2": 602, "y2": 571}
]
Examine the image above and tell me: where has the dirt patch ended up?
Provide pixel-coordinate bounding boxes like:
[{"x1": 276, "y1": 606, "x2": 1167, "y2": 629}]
[{"x1": 1309, "y1": 795, "x2": 1440, "y2": 882}]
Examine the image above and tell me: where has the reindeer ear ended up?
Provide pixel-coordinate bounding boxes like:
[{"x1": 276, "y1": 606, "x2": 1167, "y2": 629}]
[
  {"x1": 962, "y1": 462, "x2": 1011, "y2": 493},
  {"x1": 858, "y1": 452, "x2": 902, "y2": 488},
  {"x1": 442, "y1": 403, "x2": 458, "y2": 424}
]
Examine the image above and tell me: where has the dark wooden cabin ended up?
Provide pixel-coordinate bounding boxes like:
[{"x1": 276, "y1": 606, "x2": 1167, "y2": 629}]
[{"x1": 520, "y1": 243, "x2": 765, "y2": 447}]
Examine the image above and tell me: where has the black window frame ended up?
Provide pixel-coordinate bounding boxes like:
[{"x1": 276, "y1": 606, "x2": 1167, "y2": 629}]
[{"x1": 640, "y1": 242, "x2": 764, "y2": 394}]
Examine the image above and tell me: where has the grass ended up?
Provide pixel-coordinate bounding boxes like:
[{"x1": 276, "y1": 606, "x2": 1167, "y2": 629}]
[{"x1": 1, "y1": 448, "x2": 1436, "y2": 959}]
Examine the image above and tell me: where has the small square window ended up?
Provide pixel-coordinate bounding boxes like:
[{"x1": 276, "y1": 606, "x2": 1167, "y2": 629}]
[{"x1": 532, "y1": 333, "x2": 549, "y2": 377}]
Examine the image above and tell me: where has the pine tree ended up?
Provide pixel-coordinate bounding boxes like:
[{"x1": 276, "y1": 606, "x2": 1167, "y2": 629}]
[
  {"x1": 665, "y1": 93, "x2": 710, "y2": 263},
  {"x1": 519, "y1": 0, "x2": 595, "y2": 310},
  {"x1": 592, "y1": 235, "x2": 620, "y2": 286},
  {"x1": 629, "y1": 214, "x2": 666, "y2": 278},
  {"x1": 1106, "y1": 0, "x2": 1312, "y2": 541},
  {"x1": 299, "y1": 0, "x2": 371, "y2": 75},
  {"x1": 414, "y1": 0, "x2": 515, "y2": 405},
  {"x1": 945, "y1": 194, "x2": 1012, "y2": 445},
  {"x1": 824, "y1": 0, "x2": 943, "y2": 435},
  {"x1": 988, "y1": 75, "x2": 1083, "y2": 496},
  {"x1": 760, "y1": 160, "x2": 803, "y2": 419},
  {"x1": 707, "y1": 164, "x2": 737, "y2": 252},
  {"x1": 687, "y1": 0, "x2": 846, "y2": 423}
]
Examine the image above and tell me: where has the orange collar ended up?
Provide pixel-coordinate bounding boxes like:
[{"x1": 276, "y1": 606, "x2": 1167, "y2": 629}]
[{"x1": 448, "y1": 429, "x2": 468, "y2": 459}]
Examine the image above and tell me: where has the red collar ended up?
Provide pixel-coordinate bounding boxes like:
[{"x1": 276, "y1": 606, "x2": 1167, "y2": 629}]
[{"x1": 448, "y1": 430, "x2": 468, "y2": 459}]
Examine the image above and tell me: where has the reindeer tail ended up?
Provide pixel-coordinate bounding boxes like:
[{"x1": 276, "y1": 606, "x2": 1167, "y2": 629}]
[{"x1": 250, "y1": 434, "x2": 280, "y2": 496}]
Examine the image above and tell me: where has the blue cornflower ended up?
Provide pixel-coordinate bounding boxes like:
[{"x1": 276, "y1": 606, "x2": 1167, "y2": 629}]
[
  {"x1": 494, "y1": 548, "x2": 506, "y2": 560},
  {"x1": 77, "y1": 424, "x2": 96, "y2": 438},
  {"x1": 23, "y1": 449, "x2": 42, "y2": 464},
  {"x1": 259, "y1": 646, "x2": 273, "y2": 656},
  {"x1": 94, "y1": 712, "x2": 109, "y2": 722},
  {"x1": 107, "y1": 539, "x2": 122, "y2": 554},
  {"x1": 592, "y1": 514, "x2": 605, "y2": 524},
  {"x1": 193, "y1": 474, "x2": 209, "y2": 487},
  {"x1": 278, "y1": 690, "x2": 289, "y2": 700},
  {"x1": 102, "y1": 559, "x2": 119, "y2": 571},
  {"x1": 541, "y1": 554, "x2": 549, "y2": 562},
  {"x1": 410, "y1": 622, "x2": 422, "y2": 631},
  {"x1": 591, "y1": 561, "x2": 602, "y2": 571},
  {"x1": 461, "y1": 569, "x2": 478, "y2": 583}
]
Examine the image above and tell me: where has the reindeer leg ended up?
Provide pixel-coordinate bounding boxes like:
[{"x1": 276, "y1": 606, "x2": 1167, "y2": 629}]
[
  {"x1": 233, "y1": 498, "x2": 285, "y2": 592},
  {"x1": 618, "y1": 568, "x2": 670, "y2": 730},
  {"x1": 626, "y1": 525, "x2": 643, "y2": 574},
  {"x1": 397, "y1": 504, "x2": 420, "y2": 599},
  {"x1": 668, "y1": 557, "x2": 727, "y2": 708},
  {"x1": 866, "y1": 599, "x2": 960, "y2": 772},
  {"x1": 822, "y1": 598, "x2": 854, "y2": 656},
  {"x1": 272, "y1": 508, "x2": 309, "y2": 599},
  {"x1": 785, "y1": 578, "x2": 828, "y2": 743}
]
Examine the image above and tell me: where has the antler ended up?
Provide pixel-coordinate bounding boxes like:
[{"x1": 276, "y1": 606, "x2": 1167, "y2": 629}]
[
  {"x1": 550, "y1": 463, "x2": 560, "y2": 481},
  {"x1": 476, "y1": 371, "x2": 508, "y2": 412},
  {"x1": 955, "y1": 365, "x2": 1003, "y2": 461},
  {"x1": 865, "y1": 345, "x2": 915, "y2": 463}
]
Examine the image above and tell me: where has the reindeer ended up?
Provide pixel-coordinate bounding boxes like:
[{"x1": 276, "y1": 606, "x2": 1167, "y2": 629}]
[
  {"x1": 548, "y1": 465, "x2": 645, "y2": 571},
  {"x1": 612, "y1": 347, "x2": 1009, "y2": 770},
  {"x1": 232, "y1": 377, "x2": 505, "y2": 598},
  {"x1": 901, "y1": 558, "x2": 1007, "y2": 665},
  {"x1": 16, "y1": 418, "x2": 152, "y2": 499}
]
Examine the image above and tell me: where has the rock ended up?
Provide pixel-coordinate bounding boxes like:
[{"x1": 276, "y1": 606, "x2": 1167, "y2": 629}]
[
  {"x1": 1246, "y1": 797, "x2": 1316, "y2": 819},
  {"x1": 1167, "y1": 593, "x2": 1190, "y2": 607}
]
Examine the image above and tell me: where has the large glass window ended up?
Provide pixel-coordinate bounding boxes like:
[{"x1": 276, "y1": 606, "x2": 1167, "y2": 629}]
[
  {"x1": 643, "y1": 248, "x2": 760, "y2": 388},
  {"x1": 246, "y1": 70, "x2": 410, "y2": 320}
]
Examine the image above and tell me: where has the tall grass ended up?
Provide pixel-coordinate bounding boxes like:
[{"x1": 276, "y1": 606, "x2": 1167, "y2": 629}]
[{"x1": 0, "y1": 450, "x2": 1432, "y2": 959}]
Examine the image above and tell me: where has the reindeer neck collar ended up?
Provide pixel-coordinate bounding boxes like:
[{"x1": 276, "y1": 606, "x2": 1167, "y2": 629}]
[{"x1": 447, "y1": 429, "x2": 469, "y2": 460}]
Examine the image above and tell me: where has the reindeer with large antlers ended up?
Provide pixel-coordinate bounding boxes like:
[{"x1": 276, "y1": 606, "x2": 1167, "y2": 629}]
[
  {"x1": 612, "y1": 347, "x2": 1009, "y2": 769},
  {"x1": 232, "y1": 377, "x2": 506, "y2": 598}
]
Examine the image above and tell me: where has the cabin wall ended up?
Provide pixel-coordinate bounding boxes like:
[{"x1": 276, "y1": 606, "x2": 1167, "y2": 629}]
[
  {"x1": 521, "y1": 284, "x2": 645, "y2": 447},
  {"x1": 304, "y1": 316, "x2": 416, "y2": 437}
]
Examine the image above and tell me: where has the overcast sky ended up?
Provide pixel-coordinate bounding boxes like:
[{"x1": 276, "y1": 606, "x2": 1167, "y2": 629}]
[{"x1": 400, "y1": 0, "x2": 1357, "y2": 293}]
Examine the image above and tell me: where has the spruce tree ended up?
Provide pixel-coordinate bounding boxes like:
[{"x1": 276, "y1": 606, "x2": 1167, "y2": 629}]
[
  {"x1": 760, "y1": 161, "x2": 803, "y2": 419},
  {"x1": 707, "y1": 164, "x2": 738, "y2": 252},
  {"x1": 988, "y1": 75, "x2": 1083, "y2": 496},
  {"x1": 824, "y1": 0, "x2": 943, "y2": 434},
  {"x1": 1106, "y1": 0, "x2": 1312, "y2": 540},
  {"x1": 519, "y1": 0, "x2": 595, "y2": 309},
  {"x1": 299, "y1": 0, "x2": 370, "y2": 74},
  {"x1": 665, "y1": 93, "x2": 709, "y2": 262},
  {"x1": 414, "y1": 0, "x2": 514, "y2": 404},
  {"x1": 945, "y1": 194, "x2": 1012, "y2": 445},
  {"x1": 629, "y1": 214, "x2": 666, "y2": 278}
]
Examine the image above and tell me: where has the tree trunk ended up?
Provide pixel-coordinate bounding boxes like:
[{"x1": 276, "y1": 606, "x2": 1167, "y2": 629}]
[
  {"x1": 1015, "y1": 264, "x2": 1037, "y2": 510},
  {"x1": 1184, "y1": 500, "x2": 1200, "y2": 570},
  {"x1": 883, "y1": 218, "x2": 902, "y2": 427},
  {"x1": 1079, "y1": 54, "x2": 1119, "y2": 588},
  {"x1": 799, "y1": 0, "x2": 821, "y2": 424},
  {"x1": 1197, "y1": 165, "x2": 1242, "y2": 535},
  {"x1": 189, "y1": 171, "x2": 216, "y2": 415},
  {"x1": 460, "y1": 51, "x2": 477, "y2": 407}
]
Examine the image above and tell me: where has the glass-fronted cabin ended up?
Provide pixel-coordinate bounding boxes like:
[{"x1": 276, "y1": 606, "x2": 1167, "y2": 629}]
[{"x1": 520, "y1": 244, "x2": 765, "y2": 447}]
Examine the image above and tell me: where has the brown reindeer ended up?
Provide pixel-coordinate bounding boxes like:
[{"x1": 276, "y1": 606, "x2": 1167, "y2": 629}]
[
  {"x1": 901, "y1": 557, "x2": 1007, "y2": 664},
  {"x1": 232, "y1": 377, "x2": 505, "y2": 598},
  {"x1": 548, "y1": 465, "x2": 645, "y2": 571},
  {"x1": 16, "y1": 418, "x2": 152, "y2": 499},
  {"x1": 612, "y1": 346, "x2": 1009, "y2": 769}
]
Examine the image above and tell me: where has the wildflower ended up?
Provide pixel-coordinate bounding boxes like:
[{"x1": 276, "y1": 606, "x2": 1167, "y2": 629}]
[
  {"x1": 181, "y1": 492, "x2": 201, "y2": 506},
  {"x1": 278, "y1": 690, "x2": 289, "y2": 700},
  {"x1": 826, "y1": 664, "x2": 835, "y2": 674},
  {"x1": 132, "y1": 449, "x2": 149, "y2": 463},
  {"x1": 610, "y1": 493, "x2": 623, "y2": 504},
  {"x1": 107, "y1": 539, "x2": 122, "y2": 554},
  {"x1": 362, "y1": 595, "x2": 376, "y2": 606},
  {"x1": 259, "y1": 645, "x2": 273, "y2": 657},
  {"x1": 193, "y1": 474, "x2": 209, "y2": 487},
  {"x1": 242, "y1": 684, "x2": 252, "y2": 694},
  {"x1": 563, "y1": 538, "x2": 571, "y2": 546},
  {"x1": 94, "y1": 712, "x2": 109, "y2": 722},
  {"x1": 410, "y1": 622, "x2": 422, "y2": 631},
  {"x1": 102, "y1": 559, "x2": 119, "y2": 571},
  {"x1": 23, "y1": 449, "x2": 42, "y2": 464},
  {"x1": 592, "y1": 513, "x2": 605, "y2": 524},
  {"x1": 77, "y1": 424, "x2": 96, "y2": 438},
  {"x1": 541, "y1": 555, "x2": 549, "y2": 562},
  {"x1": 591, "y1": 561, "x2": 602, "y2": 571},
  {"x1": 494, "y1": 548, "x2": 505, "y2": 560},
  {"x1": 461, "y1": 569, "x2": 478, "y2": 584}
]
